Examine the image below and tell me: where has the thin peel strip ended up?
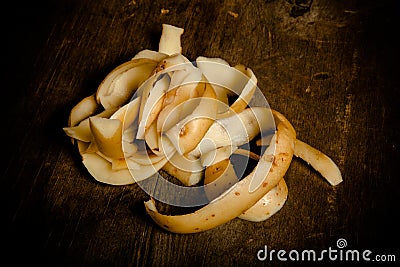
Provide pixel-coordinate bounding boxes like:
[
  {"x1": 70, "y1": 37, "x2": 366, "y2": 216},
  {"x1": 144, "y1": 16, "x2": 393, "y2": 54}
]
[{"x1": 294, "y1": 139, "x2": 343, "y2": 186}]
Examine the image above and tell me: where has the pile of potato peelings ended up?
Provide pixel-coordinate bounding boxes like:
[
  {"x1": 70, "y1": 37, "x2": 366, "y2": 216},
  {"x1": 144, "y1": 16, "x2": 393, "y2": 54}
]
[{"x1": 64, "y1": 24, "x2": 342, "y2": 234}]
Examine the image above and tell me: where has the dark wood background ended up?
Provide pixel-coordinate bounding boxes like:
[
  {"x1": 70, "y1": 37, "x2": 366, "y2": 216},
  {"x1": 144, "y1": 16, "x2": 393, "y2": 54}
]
[{"x1": 3, "y1": 0, "x2": 399, "y2": 266}]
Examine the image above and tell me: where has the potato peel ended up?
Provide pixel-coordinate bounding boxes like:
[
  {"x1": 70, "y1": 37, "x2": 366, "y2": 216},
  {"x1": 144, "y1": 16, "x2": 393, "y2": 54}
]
[
  {"x1": 96, "y1": 58, "x2": 158, "y2": 109},
  {"x1": 82, "y1": 153, "x2": 135, "y2": 185},
  {"x1": 158, "y1": 24, "x2": 184, "y2": 55},
  {"x1": 165, "y1": 82, "x2": 218, "y2": 154},
  {"x1": 162, "y1": 161, "x2": 204, "y2": 186},
  {"x1": 144, "y1": 110, "x2": 296, "y2": 233},
  {"x1": 68, "y1": 93, "x2": 99, "y2": 127},
  {"x1": 64, "y1": 24, "x2": 343, "y2": 233},
  {"x1": 239, "y1": 178, "x2": 288, "y2": 222},
  {"x1": 89, "y1": 117, "x2": 124, "y2": 159},
  {"x1": 294, "y1": 139, "x2": 343, "y2": 186}
]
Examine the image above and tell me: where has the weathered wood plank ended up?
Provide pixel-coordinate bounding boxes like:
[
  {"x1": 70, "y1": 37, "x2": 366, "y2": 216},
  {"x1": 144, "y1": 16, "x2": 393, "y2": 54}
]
[{"x1": 3, "y1": 0, "x2": 399, "y2": 265}]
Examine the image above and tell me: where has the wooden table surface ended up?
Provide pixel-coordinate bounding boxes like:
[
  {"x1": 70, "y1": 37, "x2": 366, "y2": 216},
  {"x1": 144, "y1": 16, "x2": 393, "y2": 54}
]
[{"x1": 4, "y1": 0, "x2": 399, "y2": 266}]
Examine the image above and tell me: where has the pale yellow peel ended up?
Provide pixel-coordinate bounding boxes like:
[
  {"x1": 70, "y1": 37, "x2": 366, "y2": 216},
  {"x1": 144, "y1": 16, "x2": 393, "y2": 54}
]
[
  {"x1": 196, "y1": 57, "x2": 246, "y2": 98},
  {"x1": 153, "y1": 54, "x2": 190, "y2": 75},
  {"x1": 68, "y1": 94, "x2": 99, "y2": 127},
  {"x1": 227, "y1": 66, "x2": 257, "y2": 114},
  {"x1": 89, "y1": 117, "x2": 124, "y2": 159},
  {"x1": 158, "y1": 24, "x2": 184, "y2": 55},
  {"x1": 200, "y1": 145, "x2": 237, "y2": 167},
  {"x1": 157, "y1": 70, "x2": 205, "y2": 133},
  {"x1": 96, "y1": 58, "x2": 158, "y2": 109},
  {"x1": 144, "y1": 122, "x2": 161, "y2": 155},
  {"x1": 132, "y1": 49, "x2": 168, "y2": 62},
  {"x1": 109, "y1": 96, "x2": 141, "y2": 129},
  {"x1": 294, "y1": 139, "x2": 343, "y2": 186},
  {"x1": 144, "y1": 110, "x2": 296, "y2": 233},
  {"x1": 136, "y1": 54, "x2": 192, "y2": 138},
  {"x1": 204, "y1": 159, "x2": 239, "y2": 201},
  {"x1": 63, "y1": 107, "x2": 119, "y2": 142},
  {"x1": 239, "y1": 178, "x2": 288, "y2": 222},
  {"x1": 136, "y1": 74, "x2": 169, "y2": 138},
  {"x1": 165, "y1": 82, "x2": 217, "y2": 154},
  {"x1": 63, "y1": 120, "x2": 93, "y2": 143},
  {"x1": 162, "y1": 161, "x2": 203, "y2": 186},
  {"x1": 76, "y1": 140, "x2": 90, "y2": 155},
  {"x1": 128, "y1": 154, "x2": 174, "y2": 183},
  {"x1": 82, "y1": 153, "x2": 135, "y2": 185},
  {"x1": 189, "y1": 107, "x2": 274, "y2": 158},
  {"x1": 203, "y1": 148, "x2": 288, "y2": 221}
]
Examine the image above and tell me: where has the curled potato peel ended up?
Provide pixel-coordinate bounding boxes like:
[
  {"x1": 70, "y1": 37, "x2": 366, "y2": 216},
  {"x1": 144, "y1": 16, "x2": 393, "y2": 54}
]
[
  {"x1": 64, "y1": 24, "x2": 343, "y2": 233},
  {"x1": 68, "y1": 93, "x2": 99, "y2": 127},
  {"x1": 96, "y1": 58, "x2": 158, "y2": 109},
  {"x1": 144, "y1": 110, "x2": 296, "y2": 233},
  {"x1": 165, "y1": 82, "x2": 217, "y2": 154}
]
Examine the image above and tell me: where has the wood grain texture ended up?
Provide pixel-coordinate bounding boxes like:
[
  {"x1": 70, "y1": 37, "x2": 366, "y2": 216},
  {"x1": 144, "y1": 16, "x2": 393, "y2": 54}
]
[{"x1": 3, "y1": 0, "x2": 399, "y2": 266}]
